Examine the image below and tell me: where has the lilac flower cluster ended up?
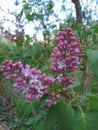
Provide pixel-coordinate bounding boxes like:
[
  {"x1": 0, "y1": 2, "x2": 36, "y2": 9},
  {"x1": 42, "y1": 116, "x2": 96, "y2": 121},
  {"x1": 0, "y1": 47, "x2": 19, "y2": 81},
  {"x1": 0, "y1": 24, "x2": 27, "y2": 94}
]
[
  {"x1": 0, "y1": 60, "x2": 55, "y2": 101},
  {"x1": 50, "y1": 28, "x2": 84, "y2": 83},
  {"x1": 51, "y1": 28, "x2": 84, "y2": 73},
  {"x1": 45, "y1": 28, "x2": 84, "y2": 104},
  {"x1": 45, "y1": 28, "x2": 84, "y2": 103}
]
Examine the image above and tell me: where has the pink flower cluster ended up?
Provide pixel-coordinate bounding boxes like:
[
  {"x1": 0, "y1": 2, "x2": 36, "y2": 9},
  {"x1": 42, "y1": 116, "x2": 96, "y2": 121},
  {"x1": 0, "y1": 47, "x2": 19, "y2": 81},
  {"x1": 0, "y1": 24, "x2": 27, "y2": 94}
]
[
  {"x1": 0, "y1": 28, "x2": 84, "y2": 104},
  {"x1": 50, "y1": 28, "x2": 84, "y2": 83},
  {"x1": 0, "y1": 60, "x2": 54, "y2": 101},
  {"x1": 51, "y1": 28, "x2": 84, "y2": 73},
  {"x1": 46, "y1": 28, "x2": 84, "y2": 104}
]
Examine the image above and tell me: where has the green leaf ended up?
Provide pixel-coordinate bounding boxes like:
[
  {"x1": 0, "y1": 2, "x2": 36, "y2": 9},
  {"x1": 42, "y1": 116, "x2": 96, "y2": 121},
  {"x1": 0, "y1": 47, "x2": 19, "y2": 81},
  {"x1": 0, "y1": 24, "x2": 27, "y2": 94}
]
[
  {"x1": 25, "y1": 117, "x2": 34, "y2": 125},
  {"x1": 70, "y1": 82, "x2": 81, "y2": 92},
  {"x1": 46, "y1": 105, "x2": 58, "y2": 130},
  {"x1": 24, "y1": 102, "x2": 33, "y2": 117},
  {"x1": 20, "y1": 9, "x2": 24, "y2": 16},
  {"x1": 40, "y1": 63, "x2": 49, "y2": 72},
  {"x1": 14, "y1": 99, "x2": 33, "y2": 118},
  {"x1": 15, "y1": 99, "x2": 25, "y2": 118},
  {"x1": 24, "y1": 44, "x2": 37, "y2": 59},
  {"x1": 34, "y1": 120, "x2": 45, "y2": 130},
  {"x1": 47, "y1": 1, "x2": 54, "y2": 11},
  {"x1": 35, "y1": 13, "x2": 42, "y2": 19},
  {"x1": 70, "y1": 82, "x2": 80, "y2": 88},
  {"x1": 86, "y1": 49, "x2": 98, "y2": 77},
  {"x1": 85, "y1": 92, "x2": 95, "y2": 97},
  {"x1": 89, "y1": 100, "x2": 98, "y2": 111},
  {"x1": 50, "y1": 24, "x2": 57, "y2": 29},
  {"x1": 87, "y1": 94, "x2": 98, "y2": 111},
  {"x1": 73, "y1": 111, "x2": 98, "y2": 130},
  {"x1": 56, "y1": 102, "x2": 74, "y2": 130}
]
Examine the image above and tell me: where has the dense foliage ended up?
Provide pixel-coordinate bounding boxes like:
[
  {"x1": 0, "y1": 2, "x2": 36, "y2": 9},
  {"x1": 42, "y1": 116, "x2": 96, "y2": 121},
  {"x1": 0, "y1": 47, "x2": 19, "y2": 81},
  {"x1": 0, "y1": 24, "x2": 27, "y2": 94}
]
[{"x1": 0, "y1": 0, "x2": 98, "y2": 130}]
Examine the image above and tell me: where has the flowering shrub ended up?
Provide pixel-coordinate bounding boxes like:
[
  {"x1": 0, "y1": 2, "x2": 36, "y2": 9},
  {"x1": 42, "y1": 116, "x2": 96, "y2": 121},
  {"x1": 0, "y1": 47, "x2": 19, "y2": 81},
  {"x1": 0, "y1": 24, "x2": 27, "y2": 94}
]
[
  {"x1": 2, "y1": 27, "x2": 98, "y2": 130},
  {"x1": 0, "y1": 28, "x2": 84, "y2": 106}
]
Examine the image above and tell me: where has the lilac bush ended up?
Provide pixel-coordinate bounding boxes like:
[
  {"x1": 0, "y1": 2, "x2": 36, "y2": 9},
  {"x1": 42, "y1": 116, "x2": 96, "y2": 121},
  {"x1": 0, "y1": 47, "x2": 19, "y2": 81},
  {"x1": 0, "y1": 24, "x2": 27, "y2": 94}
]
[{"x1": 0, "y1": 28, "x2": 84, "y2": 104}]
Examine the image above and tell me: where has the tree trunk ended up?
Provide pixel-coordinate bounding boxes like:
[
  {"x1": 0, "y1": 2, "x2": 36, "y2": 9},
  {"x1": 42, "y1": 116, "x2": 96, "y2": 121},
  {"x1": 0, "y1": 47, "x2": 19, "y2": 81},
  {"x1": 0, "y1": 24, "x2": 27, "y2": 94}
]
[{"x1": 72, "y1": 0, "x2": 82, "y2": 23}]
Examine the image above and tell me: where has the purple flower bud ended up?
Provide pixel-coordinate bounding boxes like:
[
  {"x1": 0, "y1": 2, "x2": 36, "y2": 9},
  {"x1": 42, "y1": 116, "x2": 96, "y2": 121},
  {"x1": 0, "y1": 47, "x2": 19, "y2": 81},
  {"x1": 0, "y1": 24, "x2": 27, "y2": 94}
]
[
  {"x1": 6, "y1": 75, "x2": 12, "y2": 80},
  {"x1": 12, "y1": 74, "x2": 18, "y2": 78},
  {"x1": 27, "y1": 94, "x2": 32, "y2": 101},
  {"x1": 45, "y1": 99, "x2": 53, "y2": 104}
]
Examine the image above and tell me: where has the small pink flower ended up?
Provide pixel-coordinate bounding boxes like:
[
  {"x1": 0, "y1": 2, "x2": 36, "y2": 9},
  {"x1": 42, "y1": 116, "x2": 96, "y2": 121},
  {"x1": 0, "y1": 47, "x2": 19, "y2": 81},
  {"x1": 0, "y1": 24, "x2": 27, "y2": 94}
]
[
  {"x1": 27, "y1": 94, "x2": 32, "y2": 101},
  {"x1": 22, "y1": 65, "x2": 31, "y2": 78}
]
